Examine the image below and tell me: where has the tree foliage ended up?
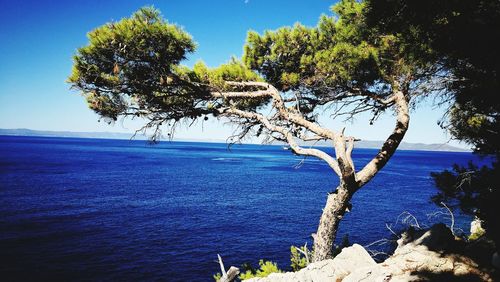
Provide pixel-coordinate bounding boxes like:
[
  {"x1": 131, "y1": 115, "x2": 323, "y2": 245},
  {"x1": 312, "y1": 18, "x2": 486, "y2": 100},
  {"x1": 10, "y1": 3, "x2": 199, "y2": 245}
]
[
  {"x1": 431, "y1": 162, "x2": 498, "y2": 213},
  {"x1": 366, "y1": 0, "x2": 500, "y2": 154},
  {"x1": 68, "y1": 7, "x2": 265, "y2": 139},
  {"x1": 238, "y1": 260, "x2": 282, "y2": 280},
  {"x1": 430, "y1": 161, "x2": 499, "y2": 245},
  {"x1": 69, "y1": 7, "x2": 200, "y2": 121},
  {"x1": 365, "y1": 0, "x2": 500, "y2": 247},
  {"x1": 70, "y1": 2, "x2": 437, "y2": 138},
  {"x1": 242, "y1": 0, "x2": 437, "y2": 119}
]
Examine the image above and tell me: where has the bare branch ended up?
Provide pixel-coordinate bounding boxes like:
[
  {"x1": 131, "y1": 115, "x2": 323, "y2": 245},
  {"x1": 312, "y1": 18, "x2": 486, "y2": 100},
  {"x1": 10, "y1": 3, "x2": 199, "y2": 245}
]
[
  {"x1": 217, "y1": 254, "x2": 226, "y2": 277},
  {"x1": 345, "y1": 136, "x2": 356, "y2": 172},
  {"x1": 211, "y1": 90, "x2": 273, "y2": 99},
  {"x1": 356, "y1": 89, "x2": 410, "y2": 187},
  {"x1": 386, "y1": 223, "x2": 400, "y2": 238},
  {"x1": 441, "y1": 202, "x2": 455, "y2": 235},
  {"x1": 215, "y1": 81, "x2": 340, "y2": 142},
  {"x1": 217, "y1": 254, "x2": 239, "y2": 282},
  {"x1": 295, "y1": 243, "x2": 311, "y2": 265},
  {"x1": 219, "y1": 107, "x2": 342, "y2": 176}
]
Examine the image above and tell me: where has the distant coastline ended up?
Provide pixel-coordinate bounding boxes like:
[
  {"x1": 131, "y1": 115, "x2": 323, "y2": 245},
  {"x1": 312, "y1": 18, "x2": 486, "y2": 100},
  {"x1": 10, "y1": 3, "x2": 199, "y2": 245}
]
[{"x1": 0, "y1": 128, "x2": 470, "y2": 152}]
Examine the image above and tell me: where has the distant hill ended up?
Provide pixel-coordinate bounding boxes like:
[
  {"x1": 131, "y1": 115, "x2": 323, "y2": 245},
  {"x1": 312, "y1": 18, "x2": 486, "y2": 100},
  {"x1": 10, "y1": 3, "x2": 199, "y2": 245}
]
[
  {"x1": 0, "y1": 128, "x2": 144, "y2": 140},
  {"x1": 0, "y1": 128, "x2": 469, "y2": 152},
  {"x1": 302, "y1": 139, "x2": 469, "y2": 152}
]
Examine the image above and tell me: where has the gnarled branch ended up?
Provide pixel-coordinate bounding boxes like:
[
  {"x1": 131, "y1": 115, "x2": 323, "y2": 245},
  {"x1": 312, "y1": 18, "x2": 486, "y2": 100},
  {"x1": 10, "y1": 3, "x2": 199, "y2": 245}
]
[{"x1": 219, "y1": 107, "x2": 342, "y2": 176}]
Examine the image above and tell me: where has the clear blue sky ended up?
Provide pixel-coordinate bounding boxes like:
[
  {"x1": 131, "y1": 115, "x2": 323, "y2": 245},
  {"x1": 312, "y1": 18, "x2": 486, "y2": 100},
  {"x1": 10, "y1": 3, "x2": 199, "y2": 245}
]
[{"x1": 0, "y1": 0, "x2": 463, "y2": 147}]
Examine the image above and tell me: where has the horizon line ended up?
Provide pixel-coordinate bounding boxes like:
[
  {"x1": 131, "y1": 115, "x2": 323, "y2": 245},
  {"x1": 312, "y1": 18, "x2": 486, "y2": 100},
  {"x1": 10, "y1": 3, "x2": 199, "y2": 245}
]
[{"x1": 0, "y1": 127, "x2": 471, "y2": 152}]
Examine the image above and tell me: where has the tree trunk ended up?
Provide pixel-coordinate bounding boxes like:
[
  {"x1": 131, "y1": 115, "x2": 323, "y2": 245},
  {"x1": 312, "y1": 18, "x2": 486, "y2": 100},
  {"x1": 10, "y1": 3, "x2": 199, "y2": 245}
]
[
  {"x1": 312, "y1": 182, "x2": 356, "y2": 262},
  {"x1": 311, "y1": 88, "x2": 410, "y2": 262}
]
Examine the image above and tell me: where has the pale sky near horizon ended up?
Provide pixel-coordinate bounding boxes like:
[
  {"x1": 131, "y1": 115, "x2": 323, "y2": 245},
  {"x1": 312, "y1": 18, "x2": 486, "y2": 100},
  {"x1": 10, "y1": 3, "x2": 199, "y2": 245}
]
[{"x1": 0, "y1": 0, "x2": 466, "y2": 148}]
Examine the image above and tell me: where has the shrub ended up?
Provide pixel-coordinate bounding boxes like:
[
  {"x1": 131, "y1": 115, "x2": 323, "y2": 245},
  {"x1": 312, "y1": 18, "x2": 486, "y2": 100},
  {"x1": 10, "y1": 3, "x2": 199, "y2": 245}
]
[
  {"x1": 290, "y1": 245, "x2": 309, "y2": 271},
  {"x1": 239, "y1": 259, "x2": 282, "y2": 280}
]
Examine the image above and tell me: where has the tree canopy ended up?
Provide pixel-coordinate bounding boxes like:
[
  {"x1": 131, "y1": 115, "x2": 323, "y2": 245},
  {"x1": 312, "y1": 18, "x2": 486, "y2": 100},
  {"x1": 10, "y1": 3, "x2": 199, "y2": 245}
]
[
  {"x1": 68, "y1": 7, "x2": 267, "y2": 138},
  {"x1": 69, "y1": 2, "x2": 438, "y2": 139},
  {"x1": 365, "y1": 0, "x2": 500, "y2": 248},
  {"x1": 366, "y1": 0, "x2": 500, "y2": 155}
]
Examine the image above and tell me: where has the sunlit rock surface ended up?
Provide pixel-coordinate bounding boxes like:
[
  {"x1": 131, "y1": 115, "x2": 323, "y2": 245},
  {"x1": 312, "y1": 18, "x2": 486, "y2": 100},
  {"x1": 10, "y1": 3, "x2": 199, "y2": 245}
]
[{"x1": 245, "y1": 224, "x2": 493, "y2": 282}]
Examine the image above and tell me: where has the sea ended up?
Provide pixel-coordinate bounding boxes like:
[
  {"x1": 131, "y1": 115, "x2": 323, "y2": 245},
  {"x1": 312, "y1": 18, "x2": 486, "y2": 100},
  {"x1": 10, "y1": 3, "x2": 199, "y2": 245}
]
[{"x1": 0, "y1": 135, "x2": 483, "y2": 281}]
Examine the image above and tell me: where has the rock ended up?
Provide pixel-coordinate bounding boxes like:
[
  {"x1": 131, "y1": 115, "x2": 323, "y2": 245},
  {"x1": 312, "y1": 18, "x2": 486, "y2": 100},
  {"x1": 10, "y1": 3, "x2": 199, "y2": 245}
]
[
  {"x1": 471, "y1": 217, "x2": 485, "y2": 235},
  {"x1": 396, "y1": 223, "x2": 454, "y2": 252},
  {"x1": 244, "y1": 259, "x2": 338, "y2": 282},
  {"x1": 342, "y1": 265, "x2": 389, "y2": 282},
  {"x1": 345, "y1": 223, "x2": 493, "y2": 282},
  {"x1": 244, "y1": 244, "x2": 375, "y2": 282},
  {"x1": 330, "y1": 244, "x2": 377, "y2": 280},
  {"x1": 244, "y1": 224, "x2": 494, "y2": 281}
]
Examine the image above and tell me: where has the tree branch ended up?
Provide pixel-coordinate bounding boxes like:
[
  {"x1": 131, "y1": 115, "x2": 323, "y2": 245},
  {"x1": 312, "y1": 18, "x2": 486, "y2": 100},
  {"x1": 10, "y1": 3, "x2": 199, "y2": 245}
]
[
  {"x1": 356, "y1": 89, "x2": 410, "y2": 187},
  {"x1": 219, "y1": 107, "x2": 342, "y2": 176},
  {"x1": 213, "y1": 81, "x2": 340, "y2": 142}
]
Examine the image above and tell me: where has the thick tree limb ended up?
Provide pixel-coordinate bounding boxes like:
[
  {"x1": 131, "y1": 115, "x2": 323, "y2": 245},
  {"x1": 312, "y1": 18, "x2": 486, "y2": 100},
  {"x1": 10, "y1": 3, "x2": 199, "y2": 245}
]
[
  {"x1": 219, "y1": 107, "x2": 342, "y2": 176},
  {"x1": 356, "y1": 89, "x2": 410, "y2": 187},
  {"x1": 345, "y1": 136, "x2": 356, "y2": 173},
  {"x1": 213, "y1": 81, "x2": 340, "y2": 141},
  {"x1": 211, "y1": 90, "x2": 272, "y2": 99},
  {"x1": 217, "y1": 254, "x2": 239, "y2": 282}
]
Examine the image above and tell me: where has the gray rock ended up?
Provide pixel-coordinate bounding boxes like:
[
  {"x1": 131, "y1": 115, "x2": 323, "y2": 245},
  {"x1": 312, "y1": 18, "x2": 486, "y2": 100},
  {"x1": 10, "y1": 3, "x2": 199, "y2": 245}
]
[
  {"x1": 244, "y1": 224, "x2": 493, "y2": 281},
  {"x1": 346, "y1": 224, "x2": 492, "y2": 282},
  {"x1": 244, "y1": 259, "x2": 338, "y2": 282},
  {"x1": 471, "y1": 217, "x2": 483, "y2": 234},
  {"x1": 330, "y1": 244, "x2": 377, "y2": 280},
  {"x1": 244, "y1": 244, "x2": 376, "y2": 282}
]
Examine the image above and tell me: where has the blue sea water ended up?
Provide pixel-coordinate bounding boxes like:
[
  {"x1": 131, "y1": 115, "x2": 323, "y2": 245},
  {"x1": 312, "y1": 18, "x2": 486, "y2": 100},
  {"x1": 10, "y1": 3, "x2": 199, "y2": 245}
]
[{"x1": 0, "y1": 135, "x2": 483, "y2": 281}]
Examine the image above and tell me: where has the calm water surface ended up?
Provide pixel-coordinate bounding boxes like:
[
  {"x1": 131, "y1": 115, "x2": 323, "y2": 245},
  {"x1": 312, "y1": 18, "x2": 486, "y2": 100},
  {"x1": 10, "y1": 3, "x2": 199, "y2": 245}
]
[{"x1": 0, "y1": 136, "x2": 481, "y2": 281}]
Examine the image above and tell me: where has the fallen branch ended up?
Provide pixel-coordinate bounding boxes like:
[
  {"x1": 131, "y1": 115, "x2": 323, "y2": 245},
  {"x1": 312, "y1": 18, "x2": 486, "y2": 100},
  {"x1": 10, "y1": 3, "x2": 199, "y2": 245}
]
[
  {"x1": 217, "y1": 254, "x2": 240, "y2": 282},
  {"x1": 440, "y1": 202, "x2": 455, "y2": 236}
]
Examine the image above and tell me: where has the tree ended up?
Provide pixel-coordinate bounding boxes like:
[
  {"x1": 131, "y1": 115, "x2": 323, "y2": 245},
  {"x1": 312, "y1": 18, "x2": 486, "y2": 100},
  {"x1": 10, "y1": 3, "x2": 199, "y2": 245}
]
[
  {"x1": 69, "y1": 2, "x2": 440, "y2": 262},
  {"x1": 365, "y1": 0, "x2": 500, "y2": 248},
  {"x1": 365, "y1": 0, "x2": 499, "y2": 152}
]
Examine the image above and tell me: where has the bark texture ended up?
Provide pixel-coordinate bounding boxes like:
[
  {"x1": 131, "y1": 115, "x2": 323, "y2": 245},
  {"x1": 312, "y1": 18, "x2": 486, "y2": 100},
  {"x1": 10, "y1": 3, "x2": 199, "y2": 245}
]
[{"x1": 312, "y1": 184, "x2": 355, "y2": 262}]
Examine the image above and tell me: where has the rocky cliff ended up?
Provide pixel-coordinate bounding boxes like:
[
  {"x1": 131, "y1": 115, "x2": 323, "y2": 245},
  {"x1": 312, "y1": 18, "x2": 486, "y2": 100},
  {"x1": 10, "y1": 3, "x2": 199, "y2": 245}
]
[{"x1": 245, "y1": 224, "x2": 494, "y2": 282}]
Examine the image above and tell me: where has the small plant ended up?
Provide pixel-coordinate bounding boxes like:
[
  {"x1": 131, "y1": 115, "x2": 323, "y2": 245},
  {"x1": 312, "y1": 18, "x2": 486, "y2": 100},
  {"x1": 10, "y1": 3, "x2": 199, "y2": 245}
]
[
  {"x1": 290, "y1": 244, "x2": 311, "y2": 271},
  {"x1": 214, "y1": 240, "x2": 349, "y2": 280},
  {"x1": 469, "y1": 228, "x2": 486, "y2": 241},
  {"x1": 239, "y1": 259, "x2": 282, "y2": 280},
  {"x1": 213, "y1": 272, "x2": 222, "y2": 281}
]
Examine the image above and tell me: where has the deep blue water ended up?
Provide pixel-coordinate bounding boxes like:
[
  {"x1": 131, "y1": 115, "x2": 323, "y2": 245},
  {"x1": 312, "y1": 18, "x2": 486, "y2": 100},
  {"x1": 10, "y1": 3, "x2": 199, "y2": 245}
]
[{"x1": 0, "y1": 135, "x2": 483, "y2": 281}]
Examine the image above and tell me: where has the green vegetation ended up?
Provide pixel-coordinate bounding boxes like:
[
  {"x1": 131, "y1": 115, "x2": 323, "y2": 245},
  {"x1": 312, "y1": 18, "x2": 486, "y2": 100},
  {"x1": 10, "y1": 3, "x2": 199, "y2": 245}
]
[
  {"x1": 69, "y1": 2, "x2": 431, "y2": 129},
  {"x1": 364, "y1": 0, "x2": 499, "y2": 250},
  {"x1": 213, "y1": 272, "x2": 222, "y2": 281},
  {"x1": 214, "y1": 238, "x2": 350, "y2": 281},
  {"x1": 213, "y1": 260, "x2": 282, "y2": 281},
  {"x1": 238, "y1": 260, "x2": 282, "y2": 280},
  {"x1": 70, "y1": 0, "x2": 496, "y2": 264},
  {"x1": 469, "y1": 228, "x2": 486, "y2": 241},
  {"x1": 290, "y1": 245, "x2": 308, "y2": 272}
]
